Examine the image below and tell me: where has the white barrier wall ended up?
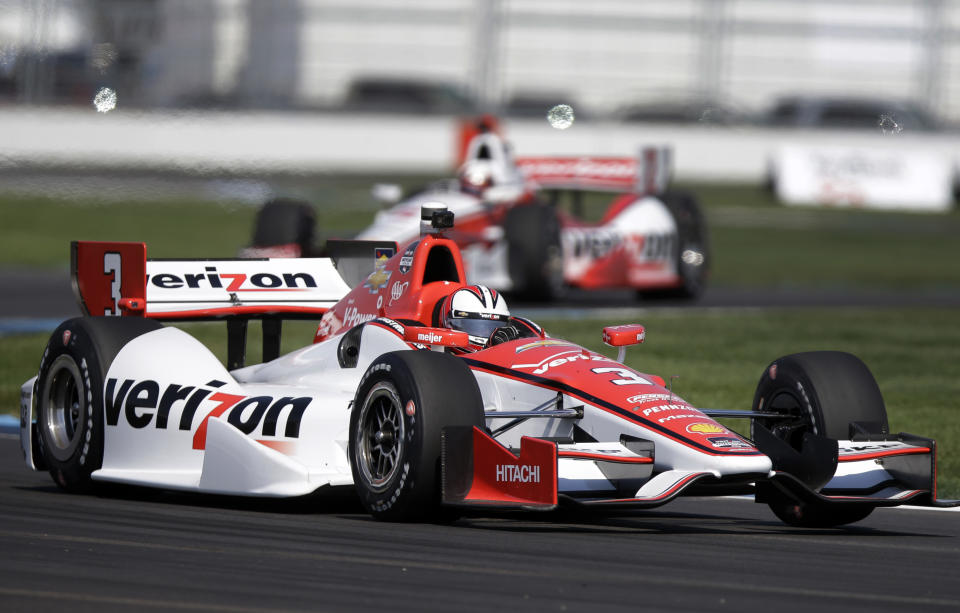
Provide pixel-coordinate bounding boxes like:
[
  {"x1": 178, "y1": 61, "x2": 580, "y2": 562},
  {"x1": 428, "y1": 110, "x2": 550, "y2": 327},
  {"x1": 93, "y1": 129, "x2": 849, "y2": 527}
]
[{"x1": 1, "y1": 108, "x2": 957, "y2": 192}]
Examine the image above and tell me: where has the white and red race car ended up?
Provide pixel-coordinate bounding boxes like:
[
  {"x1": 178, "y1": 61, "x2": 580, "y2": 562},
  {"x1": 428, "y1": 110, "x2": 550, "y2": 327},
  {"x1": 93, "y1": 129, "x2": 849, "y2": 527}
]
[
  {"x1": 246, "y1": 132, "x2": 708, "y2": 301},
  {"x1": 20, "y1": 207, "x2": 955, "y2": 525}
]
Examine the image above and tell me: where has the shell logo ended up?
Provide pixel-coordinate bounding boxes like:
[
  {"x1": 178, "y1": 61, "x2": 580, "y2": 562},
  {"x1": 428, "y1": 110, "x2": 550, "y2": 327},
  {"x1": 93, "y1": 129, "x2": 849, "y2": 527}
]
[{"x1": 686, "y1": 422, "x2": 727, "y2": 434}]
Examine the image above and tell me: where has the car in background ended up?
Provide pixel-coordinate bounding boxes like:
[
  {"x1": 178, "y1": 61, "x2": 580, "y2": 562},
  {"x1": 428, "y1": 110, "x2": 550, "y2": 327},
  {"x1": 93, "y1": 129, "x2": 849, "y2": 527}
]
[
  {"x1": 762, "y1": 95, "x2": 944, "y2": 132},
  {"x1": 244, "y1": 131, "x2": 710, "y2": 302},
  {"x1": 616, "y1": 96, "x2": 751, "y2": 126},
  {"x1": 342, "y1": 76, "x2": 476, "y2": 115}
]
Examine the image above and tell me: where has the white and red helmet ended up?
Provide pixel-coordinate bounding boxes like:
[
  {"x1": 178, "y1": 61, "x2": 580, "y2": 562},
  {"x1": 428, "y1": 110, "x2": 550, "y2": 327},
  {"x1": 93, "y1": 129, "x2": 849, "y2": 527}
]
[
  {"x1": 458, "y1": 159, "x2": 495, "y2": 196},
  {"x1": 440, "y1": 285, "x2": 511, "y2": 348}
]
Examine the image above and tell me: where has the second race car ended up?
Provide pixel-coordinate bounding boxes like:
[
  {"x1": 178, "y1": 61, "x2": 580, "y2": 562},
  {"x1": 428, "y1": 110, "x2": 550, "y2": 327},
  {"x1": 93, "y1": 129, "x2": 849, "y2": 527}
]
[{"x1": 244, "y1": 130, "x2": 709, "y2": 302}]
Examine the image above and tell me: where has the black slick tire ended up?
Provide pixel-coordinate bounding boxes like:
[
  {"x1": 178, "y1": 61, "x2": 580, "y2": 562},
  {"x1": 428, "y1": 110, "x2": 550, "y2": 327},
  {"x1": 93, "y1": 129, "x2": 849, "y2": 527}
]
[
  {"x1": 349, "y1": 350, "x2": 484, "y2": 521},
  {"x1": 251, "y1": 198, "x2": 317, "y2": 256},
  {"x1": 503, "y1": 204, "x2": 564, "y2": 301},
  {"x1": 34, "y1": 317, "x2": 163, "y2": 492},
  {"x1": 752, "y1": 351, "x2": 888, "y2": 527}
]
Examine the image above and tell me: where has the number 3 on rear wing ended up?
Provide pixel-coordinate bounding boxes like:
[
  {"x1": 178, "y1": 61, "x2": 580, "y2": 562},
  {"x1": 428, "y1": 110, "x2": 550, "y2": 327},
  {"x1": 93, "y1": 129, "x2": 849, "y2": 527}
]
[{"x1": 70, "y1": 240, "x2": 352, "y2": 320}]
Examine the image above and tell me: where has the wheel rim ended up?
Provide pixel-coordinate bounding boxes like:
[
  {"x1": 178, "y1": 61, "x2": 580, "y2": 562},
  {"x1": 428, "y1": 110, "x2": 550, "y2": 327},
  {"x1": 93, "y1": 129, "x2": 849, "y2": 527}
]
[
  {"x1": 756, "y1": 390, "x2": 815, "y2": 450},
  {"x1": 41, "y1": 355, "x2": 85, "y2": 462},
  {"x1": 355, "y1": 382, "x2": 405, "y2": 492}
]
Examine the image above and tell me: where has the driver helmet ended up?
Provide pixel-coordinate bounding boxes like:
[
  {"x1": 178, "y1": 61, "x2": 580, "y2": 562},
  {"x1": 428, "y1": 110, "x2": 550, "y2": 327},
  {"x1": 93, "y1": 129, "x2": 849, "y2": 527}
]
[
  {"x1": 441, "y1": 284, "x2": 511, "y2": 349},
  {"x1": 458, "y1": 160, "x2": 495, "y2": 196}
]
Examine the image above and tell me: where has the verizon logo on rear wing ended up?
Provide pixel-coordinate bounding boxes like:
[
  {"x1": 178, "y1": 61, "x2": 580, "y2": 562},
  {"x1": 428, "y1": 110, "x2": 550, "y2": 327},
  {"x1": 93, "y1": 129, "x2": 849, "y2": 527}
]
[
  {"x1": 515, "y1": 146, "x2": 672, "y2": 194},
  {"x1": 72, "y1": 241, "x2": 351, "y2": 320}
]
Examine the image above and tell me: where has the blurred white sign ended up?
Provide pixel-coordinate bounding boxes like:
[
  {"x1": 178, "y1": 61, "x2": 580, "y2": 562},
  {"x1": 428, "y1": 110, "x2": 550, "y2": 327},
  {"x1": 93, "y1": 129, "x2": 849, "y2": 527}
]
[{"x1": 774, "y1": 145, "x2": 954, "y2": 212}]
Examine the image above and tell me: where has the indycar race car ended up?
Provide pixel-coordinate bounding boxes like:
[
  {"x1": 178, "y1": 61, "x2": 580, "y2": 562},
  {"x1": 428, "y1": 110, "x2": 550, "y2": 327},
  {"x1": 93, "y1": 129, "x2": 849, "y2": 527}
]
[
  {"x1": 244, "y1": 131, "x2": 708, "y2": 301},
  {"x1": 20, "y1": 205, "x2": 956, "y2": 525}
]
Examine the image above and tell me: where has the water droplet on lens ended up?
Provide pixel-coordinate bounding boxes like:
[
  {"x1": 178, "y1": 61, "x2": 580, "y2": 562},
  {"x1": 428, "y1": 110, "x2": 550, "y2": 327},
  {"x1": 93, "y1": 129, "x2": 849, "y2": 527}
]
[
  {"x1": 878, "y1": 114, "x2": 901, "y2": 135},
  {"x1": 93, "y1": 87, "x2": 117, "y2": 113},
  {"x1": 547, "y1": 104, "x2": 574, "y2": 130}
]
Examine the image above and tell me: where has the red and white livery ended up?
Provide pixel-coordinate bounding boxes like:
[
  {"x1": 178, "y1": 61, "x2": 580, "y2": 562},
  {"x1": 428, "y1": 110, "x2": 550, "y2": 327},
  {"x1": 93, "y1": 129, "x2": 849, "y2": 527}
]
[{"x1": 19, "y1": 210, "x2": 956, "y2": 526}]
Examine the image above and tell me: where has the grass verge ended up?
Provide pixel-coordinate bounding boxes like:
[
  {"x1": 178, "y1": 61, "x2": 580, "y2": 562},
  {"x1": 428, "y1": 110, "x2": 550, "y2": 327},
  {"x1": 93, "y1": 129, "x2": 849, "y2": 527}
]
[{"x1": 2, "y1": 182, "x2": 959, "y2": 291}]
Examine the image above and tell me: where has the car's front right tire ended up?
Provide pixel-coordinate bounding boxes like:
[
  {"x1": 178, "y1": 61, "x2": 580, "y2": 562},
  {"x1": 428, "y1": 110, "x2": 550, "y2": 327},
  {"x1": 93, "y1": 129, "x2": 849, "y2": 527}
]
[{"x1": 349, "y1": 350, "x2": 484, "y2": 521}]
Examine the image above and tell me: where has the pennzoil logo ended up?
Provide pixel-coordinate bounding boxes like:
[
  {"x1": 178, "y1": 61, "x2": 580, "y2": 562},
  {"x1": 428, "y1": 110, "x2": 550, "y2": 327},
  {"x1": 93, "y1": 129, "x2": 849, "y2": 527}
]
[
  {"x1": 686, "y1": 422, "x2": 727, "y2": 434},
  {"x1": 514, "y1": 339, "x2": 577, "y2": 354}
]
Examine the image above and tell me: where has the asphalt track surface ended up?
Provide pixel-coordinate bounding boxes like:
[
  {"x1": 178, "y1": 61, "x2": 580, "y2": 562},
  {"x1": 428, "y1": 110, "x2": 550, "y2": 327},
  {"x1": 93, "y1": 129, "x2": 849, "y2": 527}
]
[{"x1": 1, "y1": 436, "x2": 959, "y2": 613}]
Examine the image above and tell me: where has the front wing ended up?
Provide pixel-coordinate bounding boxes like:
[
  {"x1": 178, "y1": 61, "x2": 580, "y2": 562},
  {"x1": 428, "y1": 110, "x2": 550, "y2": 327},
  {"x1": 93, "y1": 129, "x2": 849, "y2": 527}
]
[{"x1": 441, "y1": 426, "x2": 959, "y2": 511}]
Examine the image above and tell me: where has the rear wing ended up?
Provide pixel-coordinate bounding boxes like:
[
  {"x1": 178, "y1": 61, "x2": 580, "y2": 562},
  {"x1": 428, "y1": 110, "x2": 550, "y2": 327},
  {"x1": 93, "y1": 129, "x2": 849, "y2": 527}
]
[
  {"x1": 515, "y1": 145, "x2": 673, "y2": 194},
  {"x1": 72, "y1": 241, "x2": 351, "y2": 320},
  {"x1": 71, "y1": 240, "x2": 355, "y2": 369}
]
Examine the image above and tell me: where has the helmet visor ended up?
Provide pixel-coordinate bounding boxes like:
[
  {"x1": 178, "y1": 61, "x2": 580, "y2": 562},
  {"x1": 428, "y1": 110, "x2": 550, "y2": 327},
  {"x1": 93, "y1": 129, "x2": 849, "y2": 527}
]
[{"x1": 448, "y1": 311, "x2": 510, "y2": 342}]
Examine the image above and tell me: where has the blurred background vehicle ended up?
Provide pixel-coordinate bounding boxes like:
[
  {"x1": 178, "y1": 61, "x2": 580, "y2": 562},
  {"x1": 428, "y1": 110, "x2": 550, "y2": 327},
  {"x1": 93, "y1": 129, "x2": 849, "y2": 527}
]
[
  {"x1": 342, "y1": 76, "x2": 476, "y2": 115},
  {"x1": 616, "y1": 95, "x2": 752, "y2": 126},
  {"x1": 762, "y1": 95, "x2": 947, "y2": 132}
]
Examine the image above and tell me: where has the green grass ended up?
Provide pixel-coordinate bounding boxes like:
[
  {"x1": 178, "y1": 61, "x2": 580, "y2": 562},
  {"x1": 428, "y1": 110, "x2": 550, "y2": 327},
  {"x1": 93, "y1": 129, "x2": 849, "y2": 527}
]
[
  {"x1": 3, "y1": 181, "x2": 958, "y2": 291},
  {"x1": 4, "y1": 308, "x2": 959, "y2": 497}
]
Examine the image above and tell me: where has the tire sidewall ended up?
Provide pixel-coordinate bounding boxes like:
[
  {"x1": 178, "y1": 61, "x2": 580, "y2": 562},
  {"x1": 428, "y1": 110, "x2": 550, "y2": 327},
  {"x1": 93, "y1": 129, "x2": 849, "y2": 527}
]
[
  {"x1": 35, "y1": 321, "x2": 107, "y2": 491},
  {"x1": 349, "y1": 351, "x2": 484, "y2": 520},
  {"x1": 504, "y1": 204, "x2": 563, "y2": 300},
  {"x1": 664, "y1": 192, "x2": 709, "y2": 298},
  {"x1": 350, "y1": 355, "x2": 429, "y2": 517}
]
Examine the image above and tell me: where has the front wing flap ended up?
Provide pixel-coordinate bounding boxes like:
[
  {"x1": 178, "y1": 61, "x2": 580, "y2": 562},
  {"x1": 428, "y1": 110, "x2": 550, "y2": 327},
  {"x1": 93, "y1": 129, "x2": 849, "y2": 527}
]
[{"x1": 755, "y1": 426, "x2": 960, "y2": 509}]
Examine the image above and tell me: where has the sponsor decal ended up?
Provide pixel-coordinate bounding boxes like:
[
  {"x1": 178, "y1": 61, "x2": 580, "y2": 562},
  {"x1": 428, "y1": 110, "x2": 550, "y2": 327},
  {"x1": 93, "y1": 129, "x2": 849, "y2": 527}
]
[
  {"x1": 496, "y1": 463, "x2": 541, "y2": 484},
  {"x1": 708, "y1": 436, "x2": 754, "y2": 450},
  {"x1": 147, "y1": 266, "x2": 318, "y2": 292},
  {"x1": 417, "y1": 331, "x2": 446, "y2": 344},
  {"x1": 566, "y1": 228, "x2": 622, "y2": 260},
  {"x1": 405, "y1": 400, "x2": 416, "y2": 417},
  {"x1": 363, "y1": 253, "x2": 392, "y2": 293},
  {"x1": 513, "y1": 351, "x2": 613, "y2": 375},
  {"x1": 398, "y1": 242, "x2": 418, "y2": 274},
  {"x1": 686, "y1": 422, "x2": 727, "y2": 435},
  {"x1": 374, "y1": 247, "x2": 395, "y2": 260},
  {"x1": 657, "y1": 413, "x2": 703, "y2": 423},
  {"x1": 389, "y1": 280, "x2": 409, "y2": 305},
  {"x1": 514, "y1": 339, "x2": 577, "y2": 354},
  {"x1": 62, "y1": 330, "x2": 71, "y2": 346},
  {"x1": 516, "y1": 158, "x2": 637, "y2": 181},
  {"x1": 103, "y1": 377, "x2": 311, "y2": 449},
  {"x1": 373, "y1": 317, "x2": 405, "y2": 336},
  {"x1": 343, "y1": 306, "x2": 377, "y2": 328},
  {"x1": 641, "y1": 404, "x2": 691, "y2": 417},
  {"x1": 627, "y1": 393, "x2": 676, "y2": 404}
]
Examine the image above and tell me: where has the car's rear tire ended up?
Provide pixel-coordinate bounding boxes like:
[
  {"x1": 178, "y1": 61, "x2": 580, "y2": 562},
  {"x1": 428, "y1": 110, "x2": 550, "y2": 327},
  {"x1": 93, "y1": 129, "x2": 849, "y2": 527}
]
[
  {"x1": 503, "y1": 204, "x2": 564, "y2": 301},
  {"x1": 752, "y1": 351, "x2": 888, "y2": 527},
  {"x1": 250, "y1": 198, "x2": 317, "y2": 256},
  {"x1": 638, "y1": 191, "x2": 709, "y2": 300},
  {"x1": 349, "y1": 350, "x2": 484, "y2": 521},
  {"x1": 34, "y1": 317, "x2": 163, "y2": 492}
]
